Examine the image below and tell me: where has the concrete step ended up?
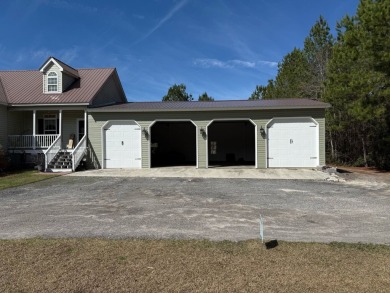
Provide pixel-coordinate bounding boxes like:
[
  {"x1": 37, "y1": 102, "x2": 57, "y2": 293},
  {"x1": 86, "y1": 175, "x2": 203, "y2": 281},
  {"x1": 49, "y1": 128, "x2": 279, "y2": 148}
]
[{"x1": 46, "y1": 168, "x2": 72, "y2": 173}]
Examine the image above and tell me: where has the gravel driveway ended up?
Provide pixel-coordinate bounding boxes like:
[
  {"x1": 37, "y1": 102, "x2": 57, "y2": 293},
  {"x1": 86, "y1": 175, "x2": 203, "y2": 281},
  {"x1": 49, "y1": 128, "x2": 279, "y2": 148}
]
[{"x1": 0, "y1": 176, "x2": 389, "y2": 244}]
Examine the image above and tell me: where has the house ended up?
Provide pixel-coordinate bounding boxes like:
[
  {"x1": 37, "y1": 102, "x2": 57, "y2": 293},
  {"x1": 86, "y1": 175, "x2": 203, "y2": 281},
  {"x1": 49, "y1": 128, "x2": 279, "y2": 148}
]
[
  {"x1": 0, "y1": 57, "x2": 126, "y2": 171},
  {"x1": 0, "y1": 57, "x2": 330, "y2": 172}
]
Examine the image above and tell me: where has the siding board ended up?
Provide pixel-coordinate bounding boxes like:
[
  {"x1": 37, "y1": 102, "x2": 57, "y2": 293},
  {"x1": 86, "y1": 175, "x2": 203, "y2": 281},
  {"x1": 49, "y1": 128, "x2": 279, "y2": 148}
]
[
  {"x1": 91, "y1": 75, "x2": 126, "y2": 107},
  {"x1": 88, "y1": 108, "x2": 326, "y2": 169},
  {"x1": 43, "y1": 63, "x2": 62, "y2": 93}
]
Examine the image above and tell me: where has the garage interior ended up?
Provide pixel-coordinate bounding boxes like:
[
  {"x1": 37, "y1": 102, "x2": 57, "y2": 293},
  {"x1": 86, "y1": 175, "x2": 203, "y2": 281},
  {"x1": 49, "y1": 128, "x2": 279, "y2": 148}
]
[
  {"x1": 150, "y1": 121, "x2": 196, "y2": 167},
  {"x1": 207, "y1": 121, "x2": 255, "y2": 167}
]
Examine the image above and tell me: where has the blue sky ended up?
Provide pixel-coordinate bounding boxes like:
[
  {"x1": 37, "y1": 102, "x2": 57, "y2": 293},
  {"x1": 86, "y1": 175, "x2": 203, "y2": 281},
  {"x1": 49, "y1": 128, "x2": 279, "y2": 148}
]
[{"x1": 0, "y1": 0, "x2": 360, "y2": 101}]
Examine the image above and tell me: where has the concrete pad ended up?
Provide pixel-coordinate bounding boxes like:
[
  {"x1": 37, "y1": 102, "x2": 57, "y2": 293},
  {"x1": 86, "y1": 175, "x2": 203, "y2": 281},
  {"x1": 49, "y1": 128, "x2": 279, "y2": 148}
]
[{"x1": 68, "y1": 167, "x2": 336, "y2": 180}]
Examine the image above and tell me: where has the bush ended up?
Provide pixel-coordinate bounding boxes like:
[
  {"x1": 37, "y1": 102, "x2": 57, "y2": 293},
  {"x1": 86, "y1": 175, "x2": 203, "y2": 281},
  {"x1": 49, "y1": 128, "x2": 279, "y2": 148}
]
[{"x1": 0, "y1": 149, "x2": 10, "y2": 172}]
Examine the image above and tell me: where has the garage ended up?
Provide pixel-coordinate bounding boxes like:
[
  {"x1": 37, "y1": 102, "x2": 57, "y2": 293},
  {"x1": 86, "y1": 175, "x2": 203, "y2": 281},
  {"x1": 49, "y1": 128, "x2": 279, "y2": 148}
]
[
  {"x1": 150, "y1": 121, "x2": 196, "y2": 167},
  {"x1": 267, "y1": 118, "x2": 318, "y2": 168},
  {"x1": 207, "y1": 120, "x2": 256, "y2": 167},
  {"x1": 103, "y1": 121, "x2": 141, "y2": 168}
]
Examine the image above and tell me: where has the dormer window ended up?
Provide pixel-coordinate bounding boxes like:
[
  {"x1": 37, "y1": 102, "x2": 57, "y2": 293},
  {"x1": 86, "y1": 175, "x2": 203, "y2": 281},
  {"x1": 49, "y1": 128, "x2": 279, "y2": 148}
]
[{"x1": 47, "y1": 72, "x2": 58, "y2": 92}]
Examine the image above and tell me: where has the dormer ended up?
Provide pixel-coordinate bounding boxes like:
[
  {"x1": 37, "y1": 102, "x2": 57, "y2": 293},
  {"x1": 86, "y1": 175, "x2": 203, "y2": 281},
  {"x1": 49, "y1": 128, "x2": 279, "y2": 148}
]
[{"x1": 39, "y1": 57, "x2": 80, "y2": 94}]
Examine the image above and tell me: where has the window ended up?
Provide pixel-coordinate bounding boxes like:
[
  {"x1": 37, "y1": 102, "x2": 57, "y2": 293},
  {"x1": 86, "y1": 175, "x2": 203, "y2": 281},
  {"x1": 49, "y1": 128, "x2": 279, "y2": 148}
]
[
  {"x1": 47, "y1": 72, "x2": 58, "y2": 92},
  {"x1": 44, "y1": 114, "x2": 57, "y2": 134}
]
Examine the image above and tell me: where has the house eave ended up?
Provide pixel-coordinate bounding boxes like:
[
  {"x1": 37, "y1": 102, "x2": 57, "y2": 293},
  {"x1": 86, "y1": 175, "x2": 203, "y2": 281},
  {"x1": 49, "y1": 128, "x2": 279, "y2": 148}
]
[
  {"x1": 10, "y1": 103, "x2": 89, "y2": 107},
  {"x1": 88, "y1": 105, "x2": 330, "y2": 113}
]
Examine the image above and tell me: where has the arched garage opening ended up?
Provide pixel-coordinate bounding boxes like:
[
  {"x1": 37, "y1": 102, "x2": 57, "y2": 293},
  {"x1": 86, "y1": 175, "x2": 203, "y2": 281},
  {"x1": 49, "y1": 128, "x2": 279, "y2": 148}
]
[
  {"x1": 102, "y1": 120, "x2": 142, "y2": 169},
  {"x1": 207, "y1": 120, "x2": 256, "y2": 167},
  {"x1": 267, "y1": 117, "x2": 319, "y2": 168},
  {"x1": 150, "y1": 121, "x2": 197, "y2": 167}
]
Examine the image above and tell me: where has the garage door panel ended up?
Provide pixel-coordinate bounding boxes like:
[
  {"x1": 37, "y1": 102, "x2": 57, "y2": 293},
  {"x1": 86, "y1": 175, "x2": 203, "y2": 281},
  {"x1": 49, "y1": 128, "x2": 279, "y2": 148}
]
[
  {"x1": 268, "y1": 119, "x2": 318, "y2": 168},
  {"x1": 104, "y1": 122, "x2": 141, "y2": 169}
]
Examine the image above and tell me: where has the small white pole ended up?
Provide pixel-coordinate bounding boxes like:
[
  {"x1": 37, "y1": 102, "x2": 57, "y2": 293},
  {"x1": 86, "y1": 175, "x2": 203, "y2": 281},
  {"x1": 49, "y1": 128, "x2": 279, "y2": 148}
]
[{"x1": 259, "y1": 215, "x2": 264, "y2": 243}]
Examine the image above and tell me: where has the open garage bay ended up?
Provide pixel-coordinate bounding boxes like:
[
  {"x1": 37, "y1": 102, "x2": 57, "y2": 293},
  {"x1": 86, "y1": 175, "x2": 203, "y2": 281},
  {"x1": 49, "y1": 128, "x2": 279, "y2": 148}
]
[
  {"x1": 208, "y1": 120, "x2": 255, "y2": 167},
  {"x1": 150, "y1": 121, "x2": 196, "y2": 167}
]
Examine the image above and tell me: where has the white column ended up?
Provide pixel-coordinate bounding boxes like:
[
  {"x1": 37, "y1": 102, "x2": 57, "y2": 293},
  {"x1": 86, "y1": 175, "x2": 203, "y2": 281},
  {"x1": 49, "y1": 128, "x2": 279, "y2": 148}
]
[
  {"x1": 84, "y1": 110, "x2": 87, "y2": 137},
  {"x1": 32, "y1": 110, "x2": 36, "y2": 150},
  {"x1": 59, "y1": 109, "x2": 62, "y2": 136}
]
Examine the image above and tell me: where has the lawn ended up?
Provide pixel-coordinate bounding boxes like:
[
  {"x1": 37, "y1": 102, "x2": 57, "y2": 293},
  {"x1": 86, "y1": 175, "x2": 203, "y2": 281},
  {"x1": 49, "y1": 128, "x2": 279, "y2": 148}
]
[
  {"x1": 0, "y1": 239, "x2": 389, "y2": 292},
  {"x1": 0, "y1": 170, "x2": 61, "y2": 190}
]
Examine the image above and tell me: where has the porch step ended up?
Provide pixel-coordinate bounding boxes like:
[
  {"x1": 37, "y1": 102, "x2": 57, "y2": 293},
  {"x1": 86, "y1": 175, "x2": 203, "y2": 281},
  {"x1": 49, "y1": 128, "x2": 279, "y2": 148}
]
[
  {"x1": 46, "y1": 168, "x2": 73, "y2": 173},
  {"x1": 47, "y1": 151, "x2": 73, "y2": 171}
]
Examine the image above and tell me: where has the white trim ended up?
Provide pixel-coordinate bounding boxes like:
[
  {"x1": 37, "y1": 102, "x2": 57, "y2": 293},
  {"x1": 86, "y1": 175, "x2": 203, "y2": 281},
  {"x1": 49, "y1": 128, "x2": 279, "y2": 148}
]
[
  {"x1": 101, "y1": 120, "x2": 142, "y2": 169},
  {"x1": 47, "y1": 71, "x2": 60, "y2": 93},
  {"x1": 205, "y1": 118, "x2": 257, "y2": 169},
  {"x1": 148, "y1": 119, "x2": 198, "y2": 169},
  {"x1": 9, "y1": 104, "x2": 89, "y2": 108},
  {"x1": 40, "y1": 58, "x2": 64, "y2": 73},
  {"x1": 265, "y1": 117, "x2": 319, "y2": 168},
  {"x1": 43, "y1": 113, "x2": 58, "y2": 135}
]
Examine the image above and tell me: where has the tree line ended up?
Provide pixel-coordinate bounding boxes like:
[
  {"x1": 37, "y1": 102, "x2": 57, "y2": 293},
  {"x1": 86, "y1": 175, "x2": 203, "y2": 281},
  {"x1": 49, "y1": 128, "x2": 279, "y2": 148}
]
[
  {"x1": 250, "y1": 0, "x2": 389, "y2": 169},
  {"x1": 162, "y1": 0, "x2": 389, "y2": 169},
  {"x1": 162, "y1": 83, "x2": 214, "y2": 101}
]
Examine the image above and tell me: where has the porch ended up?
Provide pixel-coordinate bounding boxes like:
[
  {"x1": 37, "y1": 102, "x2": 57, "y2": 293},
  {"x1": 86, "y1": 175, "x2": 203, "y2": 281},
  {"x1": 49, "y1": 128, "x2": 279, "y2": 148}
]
[{"x1": 7, "y1": 109, "x2": 88, "y2": 172}]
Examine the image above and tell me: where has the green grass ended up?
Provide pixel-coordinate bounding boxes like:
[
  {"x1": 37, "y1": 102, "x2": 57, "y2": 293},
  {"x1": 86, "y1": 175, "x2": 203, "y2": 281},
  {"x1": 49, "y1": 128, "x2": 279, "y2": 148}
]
[
  {"x1": 0, "y1": 238, "x2": 389, "y2": 292},
  {"x1": 0, "y1": 170, "x2": 61, "y2": 190}
]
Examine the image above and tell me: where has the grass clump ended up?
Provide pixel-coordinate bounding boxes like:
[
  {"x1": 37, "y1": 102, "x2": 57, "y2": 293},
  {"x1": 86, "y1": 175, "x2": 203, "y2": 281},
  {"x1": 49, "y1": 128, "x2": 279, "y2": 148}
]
[
  {"x1": 0, "y1": 238, "x2": 389, "y2": 292},
  {"x1": 0, "y1": 170, "x2": 60, "y2": 190}
]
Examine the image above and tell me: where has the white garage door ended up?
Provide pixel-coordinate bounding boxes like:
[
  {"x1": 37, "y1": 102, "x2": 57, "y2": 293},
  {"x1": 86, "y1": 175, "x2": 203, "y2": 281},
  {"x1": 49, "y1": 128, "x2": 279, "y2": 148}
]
[
  {"x1": 267, "y1": 118, "x2": 318, "y2": 168},
  {"x1": 104, "y1": 122, "x2": 141, "y2": 168}
]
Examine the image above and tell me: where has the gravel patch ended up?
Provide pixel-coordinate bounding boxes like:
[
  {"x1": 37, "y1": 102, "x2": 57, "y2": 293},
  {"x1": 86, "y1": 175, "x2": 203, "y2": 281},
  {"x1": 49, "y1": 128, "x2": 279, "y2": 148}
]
[{"x1": 0, "y1": 176, "x2": 389, "y2": 244}]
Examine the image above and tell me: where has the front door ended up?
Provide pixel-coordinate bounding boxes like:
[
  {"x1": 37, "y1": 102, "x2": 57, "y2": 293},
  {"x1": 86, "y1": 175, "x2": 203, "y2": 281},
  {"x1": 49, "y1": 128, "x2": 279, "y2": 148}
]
[{"x1": 77, "y1": 119, "x2": 85, "y2": 143}]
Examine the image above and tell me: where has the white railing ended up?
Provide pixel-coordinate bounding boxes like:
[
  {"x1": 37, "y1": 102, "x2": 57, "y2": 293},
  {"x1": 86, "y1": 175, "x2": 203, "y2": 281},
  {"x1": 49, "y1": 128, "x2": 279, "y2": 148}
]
[
  {"x1": 8, "y1": 135, "x2": 59, "y2": 149},
  {"x1": 35, "y1": 135, "x2": 59, "y2": 148},
  {"x1": 44, "y1": 135, "x2": 62, "y2": 170},
  {"x1": 71, "y1": 135, "x2": 87, "y2": 171},
  {"x1": 8, "y1": 135, "x2": 34, "y2": 148}
]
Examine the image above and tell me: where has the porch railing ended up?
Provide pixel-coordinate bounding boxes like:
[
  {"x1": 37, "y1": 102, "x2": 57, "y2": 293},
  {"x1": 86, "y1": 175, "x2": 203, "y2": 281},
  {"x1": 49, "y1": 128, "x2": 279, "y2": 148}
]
[
  {"x1": 44, "y1": 135, "x2": 62, "y2": 170},
  {"x1": 71, "y1": 135, "x2": 87, "y2": 171},
  {"x1": 8, "y1": 135, "x2": 59, "y2": 149}
]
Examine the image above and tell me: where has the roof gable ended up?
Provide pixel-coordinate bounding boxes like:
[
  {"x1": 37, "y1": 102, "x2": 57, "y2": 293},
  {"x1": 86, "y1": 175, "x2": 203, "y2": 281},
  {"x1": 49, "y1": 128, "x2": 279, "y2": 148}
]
[{"x1": 39, "y1": 57, "x2": 79, "y2": 78}]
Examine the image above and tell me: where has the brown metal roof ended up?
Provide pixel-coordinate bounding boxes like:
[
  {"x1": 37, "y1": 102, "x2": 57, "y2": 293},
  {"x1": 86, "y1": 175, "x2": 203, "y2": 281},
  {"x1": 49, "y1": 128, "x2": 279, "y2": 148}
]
[
  {"x1": 0, "y1": 68, "x2": 117, "y2": 105},
  {"x1": 0, "y1": 78, "x2": 8, "y2": 105},
  {"x1": 89, "y1": 99, "x2": 331, "y2": 112}
]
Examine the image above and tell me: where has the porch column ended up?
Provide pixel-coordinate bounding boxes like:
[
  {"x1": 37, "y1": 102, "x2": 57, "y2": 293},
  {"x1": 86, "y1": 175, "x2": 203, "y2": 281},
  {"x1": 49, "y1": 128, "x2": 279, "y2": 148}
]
[
  {"x1": 59, "y1": 109, "x2": 62, "y2": 136},
  {"x1": 32, "y1": 110, "x2": 36, "y2": 150},
  {"x1": 84, "y1": 110, "x2": 87, "y2": 137}
]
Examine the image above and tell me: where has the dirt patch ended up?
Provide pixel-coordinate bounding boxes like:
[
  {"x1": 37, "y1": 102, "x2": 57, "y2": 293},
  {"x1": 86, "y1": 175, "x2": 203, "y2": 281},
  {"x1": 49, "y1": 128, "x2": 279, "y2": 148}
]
[
  {"x1": 330, "y1": 166, "x2": 390, "y2": 188},
  {"x1": 0, "y1": 239, "x2": 389, "y2": 293}
]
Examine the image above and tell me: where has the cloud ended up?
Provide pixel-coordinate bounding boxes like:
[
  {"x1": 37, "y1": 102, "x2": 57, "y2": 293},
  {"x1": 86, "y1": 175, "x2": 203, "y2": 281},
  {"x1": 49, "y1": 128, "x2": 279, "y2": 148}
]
[
  {"x1": 133, "y1": 14, "x2": 145, "y2": 20},
  {"x1": 193, "y1": 58, "x2": 255, "y2": 69},
  {"x1": 231, "y1": 60, "x2": 256, "y2": 68},
  {"x1": 258, "y1": 60, "x2": 278, "y2": 68},
  {"x1": 38, "y1": 0, "x2": 98, "y2": 13},
  {"x1": 193, "y1": 58, "x2": 277, "y2": 69},
  {"x1": 135, "y1": 0, "x2": 189, "y2": 44}
]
